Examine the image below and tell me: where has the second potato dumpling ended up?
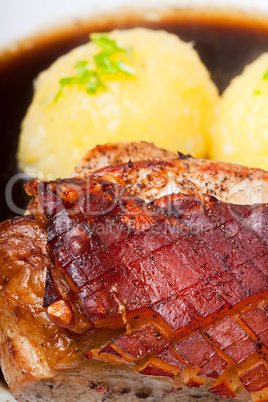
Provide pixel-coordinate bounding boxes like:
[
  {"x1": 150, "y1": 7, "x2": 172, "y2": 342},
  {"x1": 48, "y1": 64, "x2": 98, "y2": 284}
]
[
  {"x1": 18, "y1": 28, "x2": 219, "y2": 178},
  {"x1": 210, "y1": 53, "x2": 268, "y2": 171}
]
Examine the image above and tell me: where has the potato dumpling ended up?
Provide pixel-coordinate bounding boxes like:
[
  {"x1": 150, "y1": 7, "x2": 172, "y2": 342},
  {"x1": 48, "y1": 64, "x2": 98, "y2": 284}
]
[
  {"x1": 18, "y1": 28, "x2": 219, "y2": 178},
  {"x1": 210, "y1": 53, "x2": 268, "y2": 171}
]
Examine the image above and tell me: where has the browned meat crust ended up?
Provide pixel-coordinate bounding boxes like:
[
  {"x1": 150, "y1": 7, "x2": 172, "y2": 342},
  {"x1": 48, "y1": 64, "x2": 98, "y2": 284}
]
[
  {"x1": 74, "y1": 142, "x2": 177, "y2": 175},
  {"x1": 74, "y1": 142, "x2": 268, "y2": 205}
]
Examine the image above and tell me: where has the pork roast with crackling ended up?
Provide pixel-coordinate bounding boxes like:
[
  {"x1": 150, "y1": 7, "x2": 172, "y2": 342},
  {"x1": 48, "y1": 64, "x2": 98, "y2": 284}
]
[{"x1": 1, "y1": 142, "x2": 268, "y2": 402}]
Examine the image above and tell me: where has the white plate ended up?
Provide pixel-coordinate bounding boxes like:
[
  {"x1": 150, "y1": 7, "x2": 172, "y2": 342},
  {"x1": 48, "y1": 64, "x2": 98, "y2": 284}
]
[
  {"x1": 0, "y1": 0, "x2": 268, "y2": 400},
  {"x1": 0, "y1": 383, "x2": 16, "y2": 402},
  {"x1": 1, "y1": 0, "x2": 268, "y2": 49}
]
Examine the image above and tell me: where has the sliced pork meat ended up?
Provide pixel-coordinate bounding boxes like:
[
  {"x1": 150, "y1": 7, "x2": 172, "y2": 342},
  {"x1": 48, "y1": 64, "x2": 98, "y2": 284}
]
[{"x1": 1, "y1": 142, "x2": 268, "y2": 402}]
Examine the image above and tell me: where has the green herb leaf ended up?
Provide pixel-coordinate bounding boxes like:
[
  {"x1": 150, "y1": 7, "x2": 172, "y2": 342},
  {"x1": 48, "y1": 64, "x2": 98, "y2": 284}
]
[
  {"x1": 117, "y1": 60, "x2": 135, "y2": 75},
  {"x1": 85, "y1": 73, "x2": 106, "y2": 93},
  {"x1": 54, "y1": 85, "x2": 64, "y2": 103},
  {"x1": 94, "y1": 53, "x2": 118, "y2": 74},
  {"x1": 74, "y1": 60, "x2": 93, "y2": 77},
  {"x1": 253, "y1": 67, "x2": 268, "y2": 96},
  {"x1": 263, "y1": 69, "x2": 268, "y2": 80},
  {"x1": 253, "y1": 89, "x2": 262, "y2": 95},
  {"x1": 54, "y1": 33, "x2": 135, "y2": 101},
  {"x1": 90, "y1": 33, "x2": 127, "y2": 55},
  {"x1": 60, "y1": 77, "x2": 78, "y2": 85}
]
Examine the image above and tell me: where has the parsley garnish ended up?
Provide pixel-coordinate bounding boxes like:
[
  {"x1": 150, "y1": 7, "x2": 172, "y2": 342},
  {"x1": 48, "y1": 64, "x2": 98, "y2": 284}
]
[
  {"x1": 253, "y1": 67, "x2": 268, "y2": 95},
  {"x1": 263, "y1": 69, "x2": 268, "y2": 80},
  {"x1": 253, "y1": 89, "x2": 262, "y2": 95},
  {"x1": 54, "y1": 33, "x2": 135, "y2": 101}
]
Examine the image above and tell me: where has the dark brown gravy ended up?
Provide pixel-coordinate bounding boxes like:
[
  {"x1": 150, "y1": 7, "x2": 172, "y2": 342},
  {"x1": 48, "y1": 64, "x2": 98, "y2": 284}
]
[
  {"x1": 0, "y1": 9, "x2": 268, "y2": 222},
  {"x1": 0, "y1": 369, "x2": 8, "y2": 392}
]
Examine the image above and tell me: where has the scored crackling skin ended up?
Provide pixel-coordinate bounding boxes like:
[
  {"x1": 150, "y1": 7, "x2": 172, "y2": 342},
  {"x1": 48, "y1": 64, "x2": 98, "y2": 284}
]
[{"x1": 25, "y1": 176, "x2": 268, "y2": 401}]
